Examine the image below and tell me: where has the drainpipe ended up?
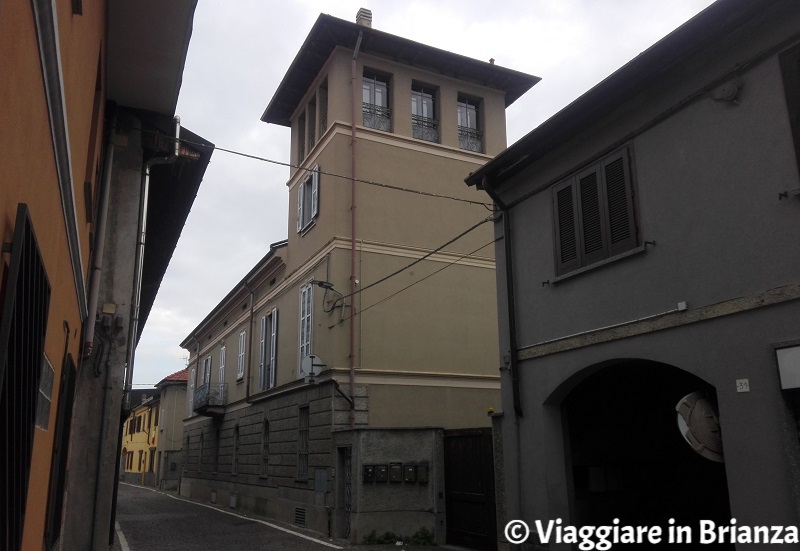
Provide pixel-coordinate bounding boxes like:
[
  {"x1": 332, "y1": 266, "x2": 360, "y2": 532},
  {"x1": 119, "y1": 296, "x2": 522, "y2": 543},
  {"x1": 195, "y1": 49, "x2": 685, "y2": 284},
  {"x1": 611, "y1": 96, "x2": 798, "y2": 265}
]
[
  {"x1": 124, "y1": 116, "x2": 181, "y2": 410},
  {"x1": 481, "y1": 176, "x2": 522, "y2": 417},
  {"x1": 83, "y1": 102, "x2": 117, "y2": 357},
  {"x1": 348, "y1": 31, "x2": 363, "y2": 428},
  {"x1": 481, "y1": 175, "x2": 525, "y2": 522}
]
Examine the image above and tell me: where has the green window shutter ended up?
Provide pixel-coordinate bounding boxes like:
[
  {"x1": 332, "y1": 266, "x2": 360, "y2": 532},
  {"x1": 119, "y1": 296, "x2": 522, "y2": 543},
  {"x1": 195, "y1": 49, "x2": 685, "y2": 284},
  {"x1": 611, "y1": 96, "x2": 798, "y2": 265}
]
[
  {"x1": 577, "y1": 166, "x2": 608, "y2": 264},
  {"x1": 602, "y1": 149, "x2": 637, "y2": 256},
  {"x1": 553, "y1": 178, "x2": 580, "y2": 275}
]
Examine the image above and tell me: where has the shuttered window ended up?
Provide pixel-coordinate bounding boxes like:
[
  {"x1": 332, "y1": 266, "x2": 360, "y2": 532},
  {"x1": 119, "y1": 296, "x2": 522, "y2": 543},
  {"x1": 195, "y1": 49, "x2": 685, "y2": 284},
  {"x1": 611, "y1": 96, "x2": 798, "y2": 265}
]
[
  {"x1": 296, "y1": 164, "x2": 320, "y2": 233},
  {"x1": 553, "y1": 147, "x2": 638, "y2": 275}
]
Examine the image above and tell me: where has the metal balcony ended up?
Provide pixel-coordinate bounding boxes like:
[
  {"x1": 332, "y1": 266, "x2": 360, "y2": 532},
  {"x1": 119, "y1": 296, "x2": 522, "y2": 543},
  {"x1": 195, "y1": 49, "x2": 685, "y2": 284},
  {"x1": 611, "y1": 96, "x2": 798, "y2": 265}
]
[{"x1": 193, "y1": 383, "x2": 227, "y2": 416}]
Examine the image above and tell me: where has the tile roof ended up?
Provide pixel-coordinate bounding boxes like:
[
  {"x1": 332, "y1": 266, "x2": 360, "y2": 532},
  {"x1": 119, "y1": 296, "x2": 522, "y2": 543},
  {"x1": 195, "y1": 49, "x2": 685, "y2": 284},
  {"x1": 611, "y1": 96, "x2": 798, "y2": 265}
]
[{"x1": 156, "y1": 368, "x2": 188, "y2": 387}]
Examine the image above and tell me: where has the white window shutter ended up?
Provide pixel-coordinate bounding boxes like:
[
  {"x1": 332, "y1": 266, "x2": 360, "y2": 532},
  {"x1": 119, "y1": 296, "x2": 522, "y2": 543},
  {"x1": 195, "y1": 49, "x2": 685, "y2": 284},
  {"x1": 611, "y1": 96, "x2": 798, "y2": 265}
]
[
  {"x1": 296, "y1": 181, "x2": 304, "y2": 232},
  {"x1": 311, "y1": 164, "x2": 319, "y2": 218},
  {"x1": 269, "y1": 307, "x2": 278, "y2": 388}
]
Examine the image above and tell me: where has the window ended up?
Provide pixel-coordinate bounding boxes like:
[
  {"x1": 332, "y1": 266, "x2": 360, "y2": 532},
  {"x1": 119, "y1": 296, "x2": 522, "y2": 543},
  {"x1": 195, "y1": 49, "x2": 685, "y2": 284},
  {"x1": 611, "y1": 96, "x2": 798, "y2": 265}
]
[
  {"x1": 299, "y1": 284, "x2": 313, "y2": 375},
  {"x1": 553, "y1": 147, "x2": 638, "y2": 276},
  {"x1": 0, "y1": 204, "x2": 52, "y2": 551},
  {"x1": 319, "y1": 82, "x2": 328, "y2": 136},
  {"x1": 298, "y1": 406, "x2": 309, "y2": 479},
  {"x1": 297, "y1": 113, "x2": 306, "y2": 162},
  {"x1": 457, "y1": 96, "x2": 482, "y2": 152},
  {"x1": 296, "y1": 164, "x2": 320, "y2": 233},
  {"x1": 237, "y1": 330, "x2": 246, "y2": 380},
  {"x1": 363, "y1": 70, "x2": 391, "y2": 131},
  {"x1": 308, "y1": 98, "x2": 317, "y2": 149},
  {"x1": 219, "y1": 345, "x2": 226, "y2": 386},
  {"x1": 259, "y1": 308, "x2": 278, "y2": 391},
  {"x1": 189, "y1": 366, "x2": 195, "y2": 415},
  {"x1": 411, "y1": 84, "x2": 438, "y2": 142},
  {"x1": 260, "y1": 420, "x2": 270, "y2": 477},
  {"x1": 202, "y1": 355, "x2": 212, "y2": 386}
]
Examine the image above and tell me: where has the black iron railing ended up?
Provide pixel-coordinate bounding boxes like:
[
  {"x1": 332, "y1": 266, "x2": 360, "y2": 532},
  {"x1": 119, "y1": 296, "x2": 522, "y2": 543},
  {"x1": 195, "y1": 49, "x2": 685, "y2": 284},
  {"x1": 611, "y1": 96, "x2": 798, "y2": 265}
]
[
  {"x1": 412, "y1": 115, "x2": 439, "y2": 143},
  {"x1": 458, "y1": 126, "x2": 483, "y2": 153},
  {"x1": 363, "y1": 103, "x2": 392, "y2": 132},
  {"x1": 193, "y1": 383, "x2": 227, "y2": 410}
]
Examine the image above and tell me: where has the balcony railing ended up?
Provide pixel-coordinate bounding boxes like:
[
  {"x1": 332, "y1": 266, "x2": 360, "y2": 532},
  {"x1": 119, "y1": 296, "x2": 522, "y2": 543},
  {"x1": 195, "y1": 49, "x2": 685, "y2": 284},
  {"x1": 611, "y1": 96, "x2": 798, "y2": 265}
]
[
  {"x1": 458, "y1": 126, "x2": 483, "y2": 153},
  {"x1": 412, "y1": 115, "x2": 439, "y2": 143},
  {"x1": 363, "y1": 103, "x2": 392, "y2": 132},
  {"x1": 193, "y1": 383, "x2": 227, "y2": 411}
]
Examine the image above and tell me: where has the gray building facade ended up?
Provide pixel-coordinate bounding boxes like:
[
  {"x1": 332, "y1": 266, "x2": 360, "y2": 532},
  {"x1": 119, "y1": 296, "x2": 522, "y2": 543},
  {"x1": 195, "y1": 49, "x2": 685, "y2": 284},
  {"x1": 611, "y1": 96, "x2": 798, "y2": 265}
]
[{"x1": 466, "y1": 0, "x2": 800, "y2": 549}]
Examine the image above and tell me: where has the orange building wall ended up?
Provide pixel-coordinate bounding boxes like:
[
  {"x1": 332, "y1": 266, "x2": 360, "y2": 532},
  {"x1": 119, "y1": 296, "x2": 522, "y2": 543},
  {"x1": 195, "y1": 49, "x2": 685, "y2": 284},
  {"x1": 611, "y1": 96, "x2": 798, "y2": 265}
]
[{"x1": 0, "y1": 0, "x2": 107, "y2": 548}]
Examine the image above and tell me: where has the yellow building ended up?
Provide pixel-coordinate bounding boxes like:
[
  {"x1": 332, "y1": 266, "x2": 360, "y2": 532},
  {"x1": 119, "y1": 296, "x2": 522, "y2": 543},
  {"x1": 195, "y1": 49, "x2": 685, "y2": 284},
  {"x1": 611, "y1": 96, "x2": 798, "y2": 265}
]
[{"x1": 120, "y1": 389, "x2": 160, "y2": 485}]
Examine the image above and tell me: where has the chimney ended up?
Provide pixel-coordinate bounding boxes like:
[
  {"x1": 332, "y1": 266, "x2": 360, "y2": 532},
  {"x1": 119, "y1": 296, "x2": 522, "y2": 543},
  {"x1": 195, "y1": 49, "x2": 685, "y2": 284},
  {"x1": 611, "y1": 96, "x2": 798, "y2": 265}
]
[{"x1": 356, "y1": 8, "x2": 372, "y2": 28}]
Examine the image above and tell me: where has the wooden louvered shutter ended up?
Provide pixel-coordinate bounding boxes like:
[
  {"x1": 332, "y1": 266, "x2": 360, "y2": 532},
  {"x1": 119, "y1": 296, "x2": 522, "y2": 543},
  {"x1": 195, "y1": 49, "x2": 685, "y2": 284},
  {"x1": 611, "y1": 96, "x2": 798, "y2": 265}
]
[
  {"x1": 780, "y1": 43, "x2": 800, "y2": 176},
  {"x1": 576, "y1": 165, "x2": 608, "y2": 265},
  {"x1": 602, "y1": 148, "x2": 637, "y2": 256},
  {"x1": 310, "y1": 164, "x2": 319, "y2": 219},
  {"x1": 553, "y1": 178, "x2": 580, "y2": 275},
  {"x1": 296, "y1": 181, "x2": 304, "y2": 233}
]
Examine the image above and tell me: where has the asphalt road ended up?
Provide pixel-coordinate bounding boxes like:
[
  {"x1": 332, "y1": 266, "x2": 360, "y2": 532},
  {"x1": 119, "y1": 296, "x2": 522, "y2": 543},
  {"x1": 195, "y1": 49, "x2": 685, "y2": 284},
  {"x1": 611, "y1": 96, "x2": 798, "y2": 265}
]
[
  {"x1": 114, "y1": 483, "x2": 349, "y2": 551},
  {"x1": 113, "y1": 483, "x2": 441, "y2": 551}
]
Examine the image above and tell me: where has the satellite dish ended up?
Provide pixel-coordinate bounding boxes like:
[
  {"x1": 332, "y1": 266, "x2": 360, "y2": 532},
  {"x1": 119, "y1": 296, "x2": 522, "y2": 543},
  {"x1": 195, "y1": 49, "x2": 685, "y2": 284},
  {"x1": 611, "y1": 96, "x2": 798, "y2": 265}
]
[
  {"x1": 675, "y1": 391, "x2": 724, "y2": 463},
  {"x1": 300, "y1": 354, "x2": 325, "y2": 383}
]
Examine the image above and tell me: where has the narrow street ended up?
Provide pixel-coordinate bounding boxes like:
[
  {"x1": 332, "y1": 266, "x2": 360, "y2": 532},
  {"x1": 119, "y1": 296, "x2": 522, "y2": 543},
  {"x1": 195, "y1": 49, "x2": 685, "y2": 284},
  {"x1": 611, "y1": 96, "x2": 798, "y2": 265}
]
[
  {"x1": 112, "y1": 483, "x2": 441, "y2": 551},
  {"x1": 113, "y1": 483, "x2": 345, "y2": 551}
]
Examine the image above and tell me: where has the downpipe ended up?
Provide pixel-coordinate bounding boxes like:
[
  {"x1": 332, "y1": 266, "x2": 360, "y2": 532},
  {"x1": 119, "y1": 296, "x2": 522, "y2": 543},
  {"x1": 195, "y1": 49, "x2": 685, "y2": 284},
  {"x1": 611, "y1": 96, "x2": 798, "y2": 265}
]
[{"x1": 123, "y1": 116, "x2": 181, "y2": 410}]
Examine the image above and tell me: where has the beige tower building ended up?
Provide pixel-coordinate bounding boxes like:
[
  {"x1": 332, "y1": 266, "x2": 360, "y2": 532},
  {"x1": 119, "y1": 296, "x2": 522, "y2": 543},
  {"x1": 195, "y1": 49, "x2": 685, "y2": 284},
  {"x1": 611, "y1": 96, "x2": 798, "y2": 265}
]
[{"x1": 180, "y1": 9, "x2": 537, "y2": 548}]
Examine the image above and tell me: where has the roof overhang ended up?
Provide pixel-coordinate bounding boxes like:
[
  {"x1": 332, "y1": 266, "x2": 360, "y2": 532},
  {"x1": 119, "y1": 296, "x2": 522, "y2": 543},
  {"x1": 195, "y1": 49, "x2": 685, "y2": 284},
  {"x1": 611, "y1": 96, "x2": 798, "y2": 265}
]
[
  {"x1": 107, "y1": 0, "x2": 197, "y2": 114},
  {"x1": 262, "y1": 13, "x2": 540, "y2": 126},
  {"x1": 133, "y1": 110, "x2": 214, "y2": 343},
  {"x1": 465, "y1": 0, "x2": 788, "y2": 190}
]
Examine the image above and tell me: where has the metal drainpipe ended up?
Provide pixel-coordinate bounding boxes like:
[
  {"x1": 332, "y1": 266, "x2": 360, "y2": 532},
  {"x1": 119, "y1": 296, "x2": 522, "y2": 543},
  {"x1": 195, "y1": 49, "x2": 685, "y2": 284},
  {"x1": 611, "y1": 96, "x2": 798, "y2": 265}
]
[
  {"x1": 481, "y1": 175, "x2": 525, "y2": 522},
  {"x1": 348, "y1": 31, "x2": 363, "y2": 428},
  {"x1": 124, "y1": 116, "x2": 181, "y2": 410},
  {"x1": 481, "y1": 176, "x2": 522, "y2": 417},
  {"x1": 83, "y1": 103, "x2": 117, "y2": 357}
]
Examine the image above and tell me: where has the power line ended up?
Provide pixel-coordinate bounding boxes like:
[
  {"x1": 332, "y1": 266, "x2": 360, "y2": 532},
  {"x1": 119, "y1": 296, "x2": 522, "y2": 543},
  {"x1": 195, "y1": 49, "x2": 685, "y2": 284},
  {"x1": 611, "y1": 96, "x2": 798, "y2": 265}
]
[
  {"x1": 168, "y1": 131, "x2": 493, "y2": 208},
  {"x1": 335, "y1": 213, "x2": 497, "y2": 303},
  {"x1": 332, "y1": 237, "x2": 500, "y2": 327}
]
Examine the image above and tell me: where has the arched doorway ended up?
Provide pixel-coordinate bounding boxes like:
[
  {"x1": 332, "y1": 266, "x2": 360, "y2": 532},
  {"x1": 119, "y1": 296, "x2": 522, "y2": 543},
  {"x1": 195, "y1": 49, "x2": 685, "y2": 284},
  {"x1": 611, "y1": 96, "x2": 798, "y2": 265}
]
[{"x1": 562, "y1": 360, "x2": 731, "y2": 545}]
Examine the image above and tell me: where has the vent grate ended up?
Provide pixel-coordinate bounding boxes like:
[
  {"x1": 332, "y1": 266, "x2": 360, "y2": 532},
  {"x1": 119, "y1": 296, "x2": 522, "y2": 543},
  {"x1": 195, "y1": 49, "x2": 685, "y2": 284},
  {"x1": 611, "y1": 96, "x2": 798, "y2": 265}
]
[{"x1": 294, "y1": 507, "x2": 307, "y2": 528}]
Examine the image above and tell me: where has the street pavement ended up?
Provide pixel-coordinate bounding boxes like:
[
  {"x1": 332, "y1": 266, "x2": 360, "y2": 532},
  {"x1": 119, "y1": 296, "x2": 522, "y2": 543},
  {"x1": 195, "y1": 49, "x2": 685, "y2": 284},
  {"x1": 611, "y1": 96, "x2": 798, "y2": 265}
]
[{"x1": 113, "y1": 483, "x2": 441, "y2": 551}]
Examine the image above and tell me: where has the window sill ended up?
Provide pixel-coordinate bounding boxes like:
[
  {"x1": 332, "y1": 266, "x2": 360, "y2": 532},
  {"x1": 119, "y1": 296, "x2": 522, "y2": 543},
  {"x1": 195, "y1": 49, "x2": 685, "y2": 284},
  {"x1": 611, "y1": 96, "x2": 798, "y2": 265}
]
[
  {"x1": 298, "y1": 219, "x2": 316, "y2": 236},
  {"x1": 236, "y1": 377, "x2": 244, "y2": 384},
  {"x1": 551, "y1": 244, "x2": 647, "y2": 284}
]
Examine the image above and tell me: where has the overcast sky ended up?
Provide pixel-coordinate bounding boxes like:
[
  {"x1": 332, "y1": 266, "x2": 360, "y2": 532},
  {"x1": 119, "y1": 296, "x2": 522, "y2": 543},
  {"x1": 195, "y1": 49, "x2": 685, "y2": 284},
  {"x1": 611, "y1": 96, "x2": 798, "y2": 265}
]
[{"x1": 132, "y1": 0, "x2": 717, "y2": 387}]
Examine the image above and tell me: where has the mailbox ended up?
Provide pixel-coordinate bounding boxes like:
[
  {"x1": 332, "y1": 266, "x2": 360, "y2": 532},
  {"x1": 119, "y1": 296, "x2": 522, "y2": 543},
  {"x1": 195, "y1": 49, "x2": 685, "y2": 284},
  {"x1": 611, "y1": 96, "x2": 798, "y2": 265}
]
[
  {"x1": 417, "y1": 464, "x2": 429, "y2": 484},
  {"x1": 389, "y1": 462, "x2": 403, "y2": 482},
  {"x1": 375, "y1": 464, "x2": 388, "y2": 483},
  {"x1": 363, "y1": 464, "x2": 375, "y2": 483},
  {"x1": 403, "y1": 464, "x2": 417, "y2": 483}
]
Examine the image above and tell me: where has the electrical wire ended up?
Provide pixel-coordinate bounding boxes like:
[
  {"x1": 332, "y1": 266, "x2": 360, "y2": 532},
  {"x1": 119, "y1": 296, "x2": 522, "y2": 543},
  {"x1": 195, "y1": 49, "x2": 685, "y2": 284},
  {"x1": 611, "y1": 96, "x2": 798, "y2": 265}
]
[
  {"x1": 138, "y1": 125, "x2": 493, "y2": 208},
  {"x1": 331, "y1": 213, "x2": 497, "y2": 306},
  {"x1": 331, "y1": 236, "x2": 500, "y2": 327}
]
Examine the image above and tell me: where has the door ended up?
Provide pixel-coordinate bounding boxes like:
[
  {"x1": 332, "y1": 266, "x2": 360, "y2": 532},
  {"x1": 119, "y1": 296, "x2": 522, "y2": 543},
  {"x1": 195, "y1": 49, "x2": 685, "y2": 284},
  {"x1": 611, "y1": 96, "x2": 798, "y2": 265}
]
[{"x1": 444, "y1": 428, "x2": 497, "y2": 551}]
